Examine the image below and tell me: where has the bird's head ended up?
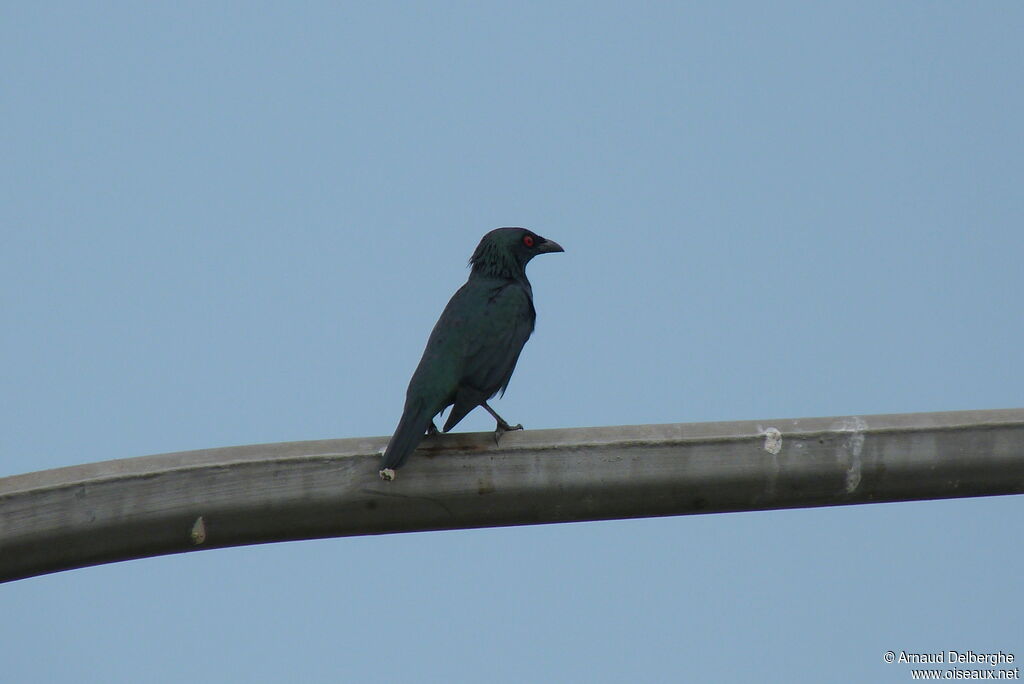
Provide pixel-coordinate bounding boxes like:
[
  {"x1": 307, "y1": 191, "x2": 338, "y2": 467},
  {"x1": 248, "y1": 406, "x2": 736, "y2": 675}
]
[{"x1": 469, "y1": 227, "x2": 564, "y2": 279}]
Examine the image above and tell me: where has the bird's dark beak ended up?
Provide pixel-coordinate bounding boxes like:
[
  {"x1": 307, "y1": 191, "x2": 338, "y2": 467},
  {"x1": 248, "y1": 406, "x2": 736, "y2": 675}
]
[{"x1": 537, "y1": 238, "x2": 564, "y2": 254}]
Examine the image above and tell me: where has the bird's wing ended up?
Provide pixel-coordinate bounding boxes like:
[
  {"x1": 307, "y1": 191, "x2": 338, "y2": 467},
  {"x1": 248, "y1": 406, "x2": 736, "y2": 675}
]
[
  {"x1": 440, "y1": 278, "x2": 536, "y2": 430},
  {"x1": 459, "y1": 280, "x2": 536, "y2": 397},
  {"x1": 416, "y1": 277, "x2": 535, "y2": 433},
  {"x1": 404, "y1": 282, "x2": 477, "y2": 409},
  {"x1": 382, "y1": 282, "x2": 481, "y2": 469}
]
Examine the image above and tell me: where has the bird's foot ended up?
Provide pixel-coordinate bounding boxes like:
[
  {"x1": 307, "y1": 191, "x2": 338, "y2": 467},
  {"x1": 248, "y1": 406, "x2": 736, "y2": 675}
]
[
  {"x1": 426, "y1": 421, "x2": 439, "y2": 436},
  {"x1": 493, "y1": 419, "x2": 523, "y2": 446},
  {"x1": 481, "y1": 402, "x2": 522, "y2": 444},
  {"x1": 379, "y1": 468, "x2": 396, "y2": 481}
]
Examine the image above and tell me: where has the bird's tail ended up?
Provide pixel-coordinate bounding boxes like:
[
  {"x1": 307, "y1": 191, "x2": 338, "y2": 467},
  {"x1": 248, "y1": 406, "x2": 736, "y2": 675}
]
[{"x1": 380, "y1": 399, "x2": 434, "y2": 470}]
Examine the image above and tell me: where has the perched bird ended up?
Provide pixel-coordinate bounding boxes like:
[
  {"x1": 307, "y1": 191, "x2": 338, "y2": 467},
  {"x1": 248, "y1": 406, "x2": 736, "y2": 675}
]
[{"x1": 379, "y1": 227, "x2": 564, "y2": 480}]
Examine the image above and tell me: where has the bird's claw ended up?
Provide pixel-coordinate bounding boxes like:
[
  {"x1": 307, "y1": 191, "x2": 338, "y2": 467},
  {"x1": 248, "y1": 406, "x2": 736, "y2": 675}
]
[
  {"x1": 493, "y1": 421, "x2": 523, "y2": 446},
  {"x1": 426, "y1": 421, "x2": 439, "y2": 436},
  {"x1": 379, "y1": 468, "x2": 396, "y2": 481}
]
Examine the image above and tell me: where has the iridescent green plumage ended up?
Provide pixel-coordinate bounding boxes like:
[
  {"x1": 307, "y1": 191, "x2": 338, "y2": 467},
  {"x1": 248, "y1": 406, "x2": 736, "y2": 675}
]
[{"x1": 380, "y1": 228, "x2": 564, "y2": 478}]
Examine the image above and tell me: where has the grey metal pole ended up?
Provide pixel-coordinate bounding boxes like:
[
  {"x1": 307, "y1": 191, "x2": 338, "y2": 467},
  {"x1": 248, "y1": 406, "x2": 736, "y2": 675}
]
[{"x1": 2, "y1": 409, "x2": 1023, "y2": 583}]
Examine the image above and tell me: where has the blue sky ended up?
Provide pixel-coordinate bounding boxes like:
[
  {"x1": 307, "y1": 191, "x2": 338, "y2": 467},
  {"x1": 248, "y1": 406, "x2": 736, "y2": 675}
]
[{"x1": 2, "y1": 3, "x2": 1022, "y2": 682}]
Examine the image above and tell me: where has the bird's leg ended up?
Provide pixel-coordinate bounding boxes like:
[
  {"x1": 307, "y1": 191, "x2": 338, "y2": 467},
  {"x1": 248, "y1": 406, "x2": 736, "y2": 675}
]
[
  {"x1": 426, "y1": 421, "x2": 439, "y2": 436},
  {"x1": 481, "y1": 401, "x2": 523, "y2": 445}
]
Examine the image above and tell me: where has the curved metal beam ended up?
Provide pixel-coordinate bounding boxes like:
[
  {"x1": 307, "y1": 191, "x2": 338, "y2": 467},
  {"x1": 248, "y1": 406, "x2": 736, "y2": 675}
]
[{"x1": 2, "y1": 409, "x2": 1023, "y2": 582}]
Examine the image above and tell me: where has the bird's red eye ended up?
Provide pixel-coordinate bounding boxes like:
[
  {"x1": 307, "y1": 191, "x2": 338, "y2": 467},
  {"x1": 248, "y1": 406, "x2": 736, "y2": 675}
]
[{"x1": 522, "y1": 235, "x2": 535, "y2": 248}]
